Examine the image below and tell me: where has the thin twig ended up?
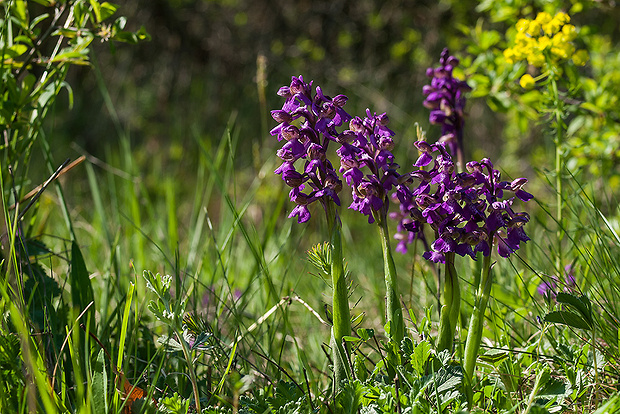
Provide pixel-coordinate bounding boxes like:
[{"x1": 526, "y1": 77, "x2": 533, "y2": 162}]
[{"x1": 9, "y1": 157, "x2": 84, "y2": 213}]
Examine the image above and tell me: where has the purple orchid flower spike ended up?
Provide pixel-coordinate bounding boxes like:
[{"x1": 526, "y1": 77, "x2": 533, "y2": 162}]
[
  {"x1": 271, "y1": 76, "x2": 351, "y2": 223},
  {"x1": 337, "y1": 109, "x2": 407, "y2": 224},
  {"x1": 401, "y1": 141, "x2": 532, "y2": 263},
  {"x1": 423, "y1": 48, "x2": 471, "y2": 168}
]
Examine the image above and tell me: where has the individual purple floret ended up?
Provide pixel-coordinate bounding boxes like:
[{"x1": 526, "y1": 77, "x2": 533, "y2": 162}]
[
  {"x1": 336, "y1": 109, "x2": 407, "y2": 223},
  {"x1": 538, "y1": 264, "x2": 578, "y2": 300},
  {"x1": 402, "y1": 140, "x2": 532, "y2": 264},
  {"x1": 423, "y1": 48, "x2": 471, "y2": 166},
  {"x1": 271, "y1": 76, "x2": 352, "y2": 223}
]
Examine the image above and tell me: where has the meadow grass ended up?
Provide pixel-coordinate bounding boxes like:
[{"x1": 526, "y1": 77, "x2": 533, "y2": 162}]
[{"x1": 2, "y1": 2, "x2": 620, "y2": 413}]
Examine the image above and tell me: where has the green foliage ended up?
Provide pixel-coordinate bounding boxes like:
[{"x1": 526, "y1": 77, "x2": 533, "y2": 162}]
[
  {"x1": 157, "y1": 392, "x2": 190, "y2": 414},
  {"x1": 0, "y1": 333, "x2": 24, "y2": 411},
  {"x1": 2, "y1": 0, "x2": 620, "y2": 413},
  {"x1": 91, "y1": 349, "x2": 108, "y2": 414},
  {"x1": 544, "y1": 293, "x2": 594, "y2": 331}
]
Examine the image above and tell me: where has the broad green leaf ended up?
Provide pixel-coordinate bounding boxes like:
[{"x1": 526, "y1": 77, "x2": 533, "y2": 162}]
[
  {"x1": 356, "y1": 328, "x2": 374, "y2": 341},
  {"x1": 70, "y1": 241, "x2": 95, "y2": 313},
  {"x1": 99, "y1": 3, "x2": 119, "y2": 22},
  {"x1": 92, "y1": 349, "x2": 108, "y2": 414},
  {"x1": 411, "y1": 340, "x2": 431, "y2": 375},
  {"x1": 12, "y1": 1, "x2": 28, "y2": 25},
  {"x1": 3, "y1": 44, "x2": 29, "y2": 59},
  {"x1": 89, "y1": 0, "x2": 118, "y2": 23},
  {"x1": 544, "y1": 311, "x2": 592, "y2": 331},
  {"x1": 556, "y1": 293, "x2": 593, "y2": 327}
]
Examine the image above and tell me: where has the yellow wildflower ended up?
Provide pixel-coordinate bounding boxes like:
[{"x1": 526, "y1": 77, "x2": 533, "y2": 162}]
[
  {"x1": 554, "y1": 12, "x2": 570, "y2": 24},
  {"x1": 516, "y1": 19, "x2": 531, "y2": 33},
  {"x1": 519, "y1": 74, "x2": 536, "y2": 89},
  {"x1": 537, "y1": 36, "x2": 551, "y2": 50},
  {"x1": 543, "y1": 19, "x2": 562, "y2": 36},
  {"x1": 527, "y1": 52, "x2": 546, "y2": 67},
  {"x1": 535, "y1": 12, "x2": 552, "y2": 25},
  {"x1": 572, "y1": 49, "x2": 589, "y2": 66},
  {"x1": 503, "y1": 48, "x2": 517, "y2": 64},
  {"x1": 526, "y1": 21, "x2": 541, "y2": 36},
  {"x1": 562, "y1": 24, "x2": 577, "y2": 41},
  {"x1": 551, "y1": 43, "x2": 574, "y2": 60}
]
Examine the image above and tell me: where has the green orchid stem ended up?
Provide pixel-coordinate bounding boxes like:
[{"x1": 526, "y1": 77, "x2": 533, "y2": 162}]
[
  {"x1": 178, "y1": 325, "x2": 201, "y2": 413},
  {"x1": 376, "y1": 211, "x2": 404, "y2": 372},
  {"x1": 463, "y1": 253, "x2": 493, "y2": 384},
  {"x1": 326, "y1": 201, "x2": 351, "y2": 390},
  {"x1": 437, "y1": 252, "x2": 460, "y2": 352}
]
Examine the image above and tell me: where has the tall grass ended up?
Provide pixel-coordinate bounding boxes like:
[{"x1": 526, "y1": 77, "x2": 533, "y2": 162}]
[{"x1": 2, "y1": 3, "x2": 620, "y2": 413}]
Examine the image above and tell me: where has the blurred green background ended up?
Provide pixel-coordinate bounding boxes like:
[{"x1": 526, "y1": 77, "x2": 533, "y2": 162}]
[
  {"x1": 36, "y1": 0, "x2": 620, "y2": 320},
  {"x1": 4, "y1": 0, "x2": 620, "y2": 405}
]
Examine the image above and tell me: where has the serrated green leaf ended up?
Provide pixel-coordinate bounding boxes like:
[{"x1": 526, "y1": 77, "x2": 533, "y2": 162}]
[
  {"x1": 411, "y1": 340, "x2": 431, "y2": 375},
  {"x1": 544, "y1": 310, "x2": 592, "y2": 330},
  {"x1": 159, "y1": 392, "x2": 190, "y2": 414},
  {"x1": 556, "y1": 293, "x2": 593, "y2": 327},
  {"x1": 92, "y1": 349, "x2": 108, "y2": 414},
  {"x1": 343, "y1": 336, "x2": 361, "y2": 343},
  {"x1": 354, "y1": 355, "x2": 368, "y2": 383}
]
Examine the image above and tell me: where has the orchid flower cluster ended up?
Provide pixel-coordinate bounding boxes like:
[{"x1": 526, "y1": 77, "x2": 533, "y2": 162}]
[
  {"x1": 408, "y1": 140, "x2": 533, "y2": 264},
  {"x1": 271, "y1": 76, "x2": 350, "y2": 223},
  {"x1": 271, "y1": 76, "x2": 408, "y2": 226},
  {"x1": 423, "y1": 48, "x2": 471, "y2": 165},
  {"x1": 271, "y1": 75, "x2": 408, "y2": 384},
  {"x1": 270, "y1": 47, "x2": 534, "y2": 389}
]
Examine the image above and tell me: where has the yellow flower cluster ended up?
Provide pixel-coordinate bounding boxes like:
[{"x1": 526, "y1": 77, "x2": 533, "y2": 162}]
[{"x1": 503, "y1": 12, "x2": 589, "y2": 88}]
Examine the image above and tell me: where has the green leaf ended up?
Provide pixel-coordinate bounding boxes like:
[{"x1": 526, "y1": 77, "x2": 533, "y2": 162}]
[
  {"x1": 99, "y1": 3, "x2": 119, "y2": 21},
  {"x1": 89, "y1": 0, "x2": 119, "y2": 23},
  {"x1": 135, "y1": 26, "x2": 151, "y2": 41},
  {"x1": 3, "y1": 44, "x2": 29, "y2": 59},
  {"x1": 478, "y1": 349, "x2": 509, "y2": 366},
  {"x1": 580, "y1": 101, "x2": 604, "y2": 115},
  {"x1": 544, "y1": 310, "x2": 592, "y2": 330},
  {"x1": 556, "y1": 293, "x2": 593, "y2": 327},
  {"x1": 12, "y1": 1, "x2": 28, "y2": 26},
  {"x1": 92, "y1": 349, "x2": 108, "y2": 414},
  {"x1": 30, "y1": 0, "x2": 54, "y2": 5},
  {"x1": 410, "y1": 340, "x2": 431, "y2": 375},
  {"x1": 354, "y1": 355, "x2": 368, "y2": 383},
  {"x1": 70, "y1": 241, "x2": 95, "y2": 313},
  {"x1": 356, "y1": 328, "x2": 374, "y2": 341},
  {"x1": 158, "y1": 392, "x2": 190, "y2": 414}
]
